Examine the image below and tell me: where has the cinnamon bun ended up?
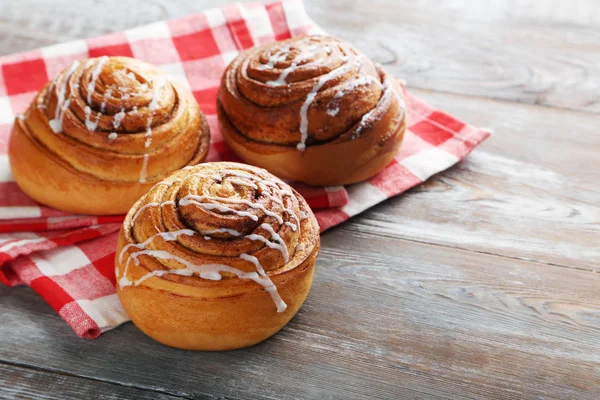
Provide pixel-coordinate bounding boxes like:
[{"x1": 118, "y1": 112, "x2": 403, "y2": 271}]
[
  {"x1": 9, "y1": 56, "x2": 210, "y2": 215},
  {"x1": 217, "y1": 35, "x2": 406, "y2": 186},
  {"x1": 115, "y1": 162, "x2": 320, "y2": 350}
]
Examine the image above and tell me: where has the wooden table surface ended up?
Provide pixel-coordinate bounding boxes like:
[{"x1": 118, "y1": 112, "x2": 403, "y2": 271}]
[{"x1": 1, "y1": 1, "x2": 599, "y2": 399}]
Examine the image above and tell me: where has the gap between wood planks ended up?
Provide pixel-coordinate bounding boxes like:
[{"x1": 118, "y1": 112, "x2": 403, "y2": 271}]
[{"x1": 0, "y1": 359, "x2": 196, "y2": 400}]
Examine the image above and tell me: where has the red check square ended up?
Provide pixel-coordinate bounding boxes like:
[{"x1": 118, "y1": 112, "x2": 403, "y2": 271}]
[
  {"x1": 2, "y1": 59, "x2": 49, "y2": 95},
  {"x1": 88, "y1": 43, "x2": 134, "y2": 58},
  {"x1": 173, "y1": 29, "x2": 221, "y2": 61},
  {"x1": 410, "y1": 111, "x2": 466, "y2": 146},
  {"x1": 193, "y1": 87, "x2": 219, "y2": 114},
  {"x1": 30, "y1": 275, "x2": 74, "y2": 311}
]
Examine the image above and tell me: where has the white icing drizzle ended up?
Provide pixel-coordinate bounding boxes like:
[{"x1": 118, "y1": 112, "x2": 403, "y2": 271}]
[
  {"x1": 216, "y1": 169, "x2": 299, "y2": 231},
  {"x1": 118, "y1": 228, "x2": 288, "y2": 313},
  {"x1": 264, "y1": 40, "x2": 325, "y2": 87},
  {"x1": 326, "y1": 107, "x2": 339, "y2": 117},
  {"x1": 126, "y1": 249, "x2": 287, "y2": 312},
  {"x1": 259, "y1": 223, "x2": 289, "y2": 262},
  {"x1": 86, "y1": 87, "x2": 114, "y2": 132},
  {"x1": 108, "y1": 132, "x2": 118, "y2": 141},
  {"x1": 284, "y1": 222, "x2": 297, "y2": 231},
  {"x1": 257, "y1": 45, "x2": 290, "y2": 71},
  {"x1": 352, "y1": 76, "x2": 398, "y2": 140},
  {"x1": 180, "y1": 196, "x2": 260, "y2": 222},
  {"x1": 49, "y1": 61, "x2": 80, "y2": 134},
  {"x1": 181, "y1": 195, "x2": 284, "y2": 225},
  {"x1": 112, "y1": 108, "x2": 126, "y2": 129},
  {"x1": 266, "y1": 60, "x2": 298, "y2": 86},
  {"x1": 118, "y1": 229, "x2": 196, "y2": 287},
  {"x1": 297, "y1": 58, "x2": 358, "y2": 151},
  {"x1": 117, "y1": 168, "x2": 312, "y2": 313},
  {"x1": 152, "y1": 177, "x2": 183, "y2": 189},
  {"x1": 259, "y1": 179, "x2": 294, "y2": 196},
  {"x1": 100, "y1": 87, "x2": 113, "y2": 113},
  {"x1": 139, "y1": 154, "x2": 149, "y2": 183},
  {"x1": 200, "y1": 228, "x2": 242, "y2": 236},
  {"x1": 86, "y1": 56, "x2": 109, "y2": 104},
  {"x1": 240, "y1": 253, "x2": 287, "y2": 312},
  {"x1": 325, "y1": 76, "x2": 379, "y2": 118},
  {"x1": 130, "y1": 200, "x2": 176, "y2": 227},
  {"x1": 228, "y1": 178, "x2": 258, "y2": 189},
  {"x1": 260, "y1": 189, "x2": 299, "y2": 231},
  {"x1": 144, "y1": 77, "x2": 166, "y2": 149},
  {"x1": 84, "y1": 106, "x2": 97, "y2": 131},
  {"x1": 219, "y1": 169, "x2": 256, "y2": 179}
]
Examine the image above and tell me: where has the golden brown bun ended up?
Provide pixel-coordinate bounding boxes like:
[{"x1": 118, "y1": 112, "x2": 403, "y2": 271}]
[
  {"x1": 115, "y1": 162, "x2": 320, "y2": 350},
  {"x1": 8, "y1": 56, "x2": 210, "y2": 215},
  {"x1": 217, "y1": 35, "x2": 406, "y2": 186}
]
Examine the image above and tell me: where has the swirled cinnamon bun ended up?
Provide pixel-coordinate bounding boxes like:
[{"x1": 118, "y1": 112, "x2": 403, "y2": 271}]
[
  {"x1": 115, "y1": 162, "x2": 320, "y2": 350},
  {"x1": 217, "y1": 35, "x2": 406, "y2": 186},
  {"x1": 9, "y1": 56, "x2": 210, "y2": 215}
]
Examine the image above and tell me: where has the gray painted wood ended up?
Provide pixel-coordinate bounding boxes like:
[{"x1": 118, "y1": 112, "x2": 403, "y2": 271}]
[
  {"x1": 0, "y1": 0, "x2": 599, "y2": 399},
  {"x1": 1, "y1": 228, "x2": 600, "y2": 399},
  {"x1": 0, "y1": 0, "x2": 599, "y2": 113},
  {"x1": 358, "y1": 88, "x2": 600, "y2": 272},
  {"x1": 0, "y1": 363, "x2": 183, "y2": 400}
]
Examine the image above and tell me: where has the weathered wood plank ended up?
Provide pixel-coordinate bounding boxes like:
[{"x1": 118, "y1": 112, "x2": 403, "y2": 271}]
[
  {"x1": 349, "y1": 88, "x2": 599, "y2": 271},
  {"x1": 314, "y1": 1, "x2": 600, "y2": 113},
  {"x1": 0, "y1": 363, "x2": 184, "y2": 400},
  {"x1": 1, "y1": 227, "x2": 599, "y2": 399},
  {"x1": 0, "y1": 0, "x2": 599, "y2": 113},
  {"x1": 412, "y1": 88, "x2": 600, "y2": 182}
]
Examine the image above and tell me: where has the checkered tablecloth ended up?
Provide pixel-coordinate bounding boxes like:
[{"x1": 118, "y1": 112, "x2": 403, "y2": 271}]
[{"x1": 0, "y1": 0, "x2": 491, "y2": 338}]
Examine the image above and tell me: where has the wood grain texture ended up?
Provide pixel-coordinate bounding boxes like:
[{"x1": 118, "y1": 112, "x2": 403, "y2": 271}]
[
  {"x1": 357, "y1": 88, "x2": 600, "y2": 272},
  {"x1": 0, "y1": 0, "x2": 599, "y2": 113},
  {"x1": 1, "y1": 228, "x2": 599, "y2": 399},
  {"x1": 0, "y1": 0, "x2": 599, "y2": 399},
  {"x1": 0, "y1": 363, "x2": 182, "y2": 400}
]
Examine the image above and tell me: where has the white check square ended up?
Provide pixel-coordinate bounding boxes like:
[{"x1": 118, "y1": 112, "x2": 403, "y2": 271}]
[
  {"x1": 41, "y1": 39, "x2": 88, "y2": 58},
  {"x1": 32, "y1": 246, "x2": 91, "y2": 277},
  {"x1": 205, "y1": 8, "x2": 226, "y2": 28},
  {"x1": 401, "y1": 147, "x2": 459, "y2": 181},
  {"x1": 126, "y1": 21, "x2": 172, "y2": 42},
  {"x1": 159, "y1": 63, "x2": 191, "y2": 91},
  {"x1": 0, "y1": 97, "x2": 14, "y2": 124}
]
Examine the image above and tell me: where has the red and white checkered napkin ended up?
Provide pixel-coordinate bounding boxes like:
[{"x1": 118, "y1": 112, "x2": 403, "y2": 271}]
[{"x1": 0, "y1": 0, "x2": 490, "y2": 338}]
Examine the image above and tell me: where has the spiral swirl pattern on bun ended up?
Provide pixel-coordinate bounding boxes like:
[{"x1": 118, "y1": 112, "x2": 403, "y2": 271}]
[
  {"x1": 218, "y1": 35, "x2": 406, "y2": 186},
  {"x1": 9, "y1": 56, "x2": 210, "y2": 215},
  {"x1": 115, "y1": 162, "x2": 320, "y2": 350}
]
